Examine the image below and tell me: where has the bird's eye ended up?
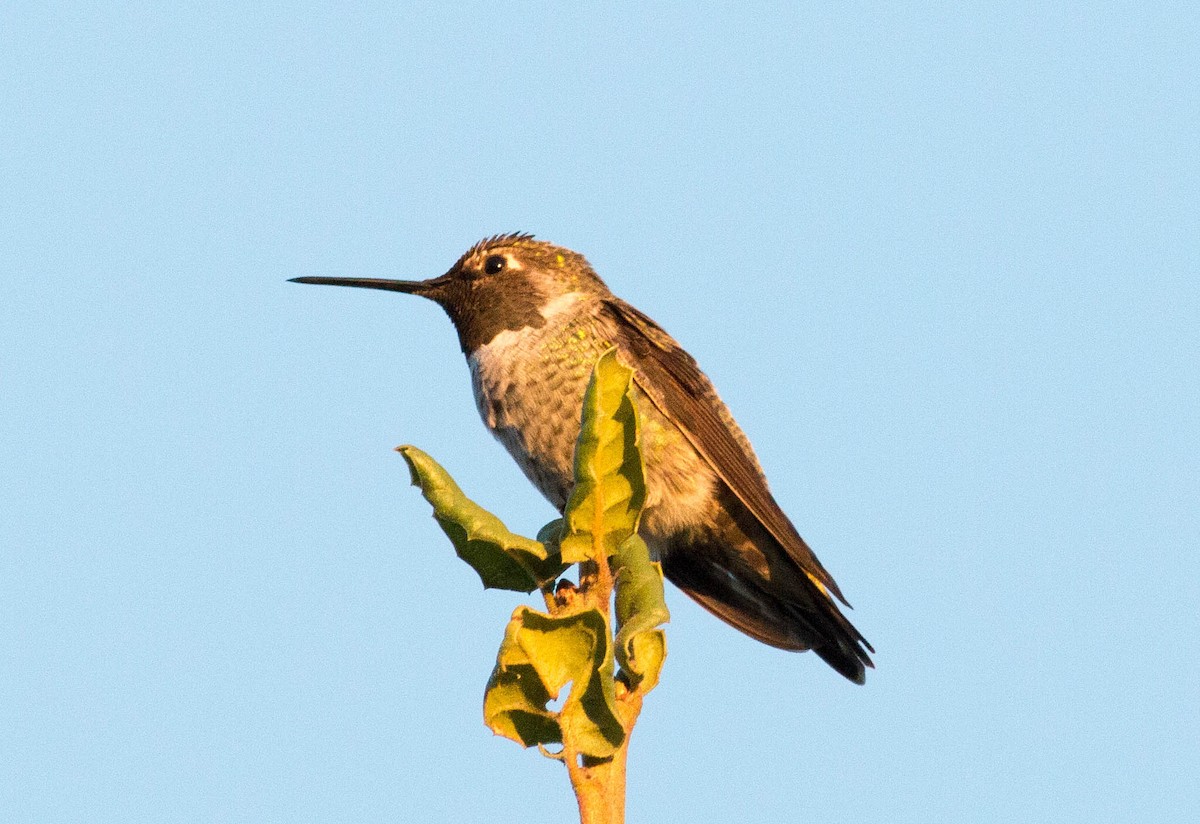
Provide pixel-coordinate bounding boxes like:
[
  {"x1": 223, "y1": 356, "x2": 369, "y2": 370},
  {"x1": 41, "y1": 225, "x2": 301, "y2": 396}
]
[{"x1": 483, "y1": 255, "x2": 506, "y2": 275}]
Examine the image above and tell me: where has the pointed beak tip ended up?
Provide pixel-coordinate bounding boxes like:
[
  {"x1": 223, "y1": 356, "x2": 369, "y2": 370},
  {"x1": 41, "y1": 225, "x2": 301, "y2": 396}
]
[{"x1": 285, "y1": 275, "x2": 443, "y2": 297}]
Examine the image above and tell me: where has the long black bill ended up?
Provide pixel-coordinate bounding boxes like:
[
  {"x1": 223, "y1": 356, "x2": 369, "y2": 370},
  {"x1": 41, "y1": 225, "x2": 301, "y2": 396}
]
[{"x1": 288, "y1": 276, "x2": 436, "y2": 295}]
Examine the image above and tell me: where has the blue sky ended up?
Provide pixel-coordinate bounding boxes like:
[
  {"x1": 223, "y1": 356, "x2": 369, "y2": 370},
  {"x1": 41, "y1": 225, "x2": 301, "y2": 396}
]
[{"x1": 2, "y1": 3, "x2": 1197, "y2": 822}]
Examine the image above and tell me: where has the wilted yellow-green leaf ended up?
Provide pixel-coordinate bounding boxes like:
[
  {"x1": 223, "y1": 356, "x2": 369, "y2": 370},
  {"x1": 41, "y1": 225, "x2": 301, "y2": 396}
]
[
  {"x1": 484, "y1": 606, "x2": 625, "y2": 758},
  {"x1": 613, "y1": 534, "x2": 669, "y2": 691},
  {"x1": 484, "y1": 612, "x2": 562, "y2": 748},
  {"x1": 397, "y1": 445, "x2": 565, "y2": 591},
  {"x1": 560, "y1": 350, "x2": 647, "y2": 565}
]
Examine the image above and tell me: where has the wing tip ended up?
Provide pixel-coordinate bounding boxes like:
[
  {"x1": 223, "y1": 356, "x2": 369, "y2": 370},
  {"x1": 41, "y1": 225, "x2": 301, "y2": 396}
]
[{"x1": 817, "y1": 638, "x2": 875, "y2": 685}]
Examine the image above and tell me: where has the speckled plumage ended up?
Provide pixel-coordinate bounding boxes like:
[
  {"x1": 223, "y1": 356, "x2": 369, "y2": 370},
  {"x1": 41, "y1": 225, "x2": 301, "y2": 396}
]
[
  {"x1": 466, "y1": 289, "x2": 716, "y2": 542},
  {"x1": 292, "y1": 234, "x2": 873, "y2": 683}
]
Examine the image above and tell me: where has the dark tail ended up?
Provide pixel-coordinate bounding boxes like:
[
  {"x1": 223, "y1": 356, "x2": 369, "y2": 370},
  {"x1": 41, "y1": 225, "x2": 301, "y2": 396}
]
[{"x1": 658, "y1": 499, "x2": 874, "y2": 684}]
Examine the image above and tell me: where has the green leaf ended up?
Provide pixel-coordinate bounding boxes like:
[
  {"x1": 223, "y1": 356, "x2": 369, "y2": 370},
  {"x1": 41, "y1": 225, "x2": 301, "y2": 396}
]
[
  {"x1": 484, "y1": 610, "x2": 562, "y2": 748},
  {"x1": 536, "y1": 518, "x2": 564, "y2": 552},
  {"x1": 484, "y1": 606, "x2": 625, "y2": 758},
  {"x1": 397, "y1": 445, "x2": 564, "y2": 592},
  {"x1": 560, "y1": 350, "x2": 647, "y2": 565},
  {"x1": 516, "y1": 608, "x2": 624, "y2": 758},
  {"x1": 613, "y1": 534, "x2": 670, "y2": 690}
]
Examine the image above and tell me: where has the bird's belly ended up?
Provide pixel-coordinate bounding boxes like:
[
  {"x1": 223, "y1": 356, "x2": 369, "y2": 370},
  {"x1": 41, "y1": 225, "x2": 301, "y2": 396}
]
[
  {"x1": 467, "y1": 330, "x2": 599, "y2": 510},
  {"x1": 467, "y1": 334, "x2": 716, "y2": 537},
  {"x1": 636, "y1": 406, "x2": 717, "y2": 542}
]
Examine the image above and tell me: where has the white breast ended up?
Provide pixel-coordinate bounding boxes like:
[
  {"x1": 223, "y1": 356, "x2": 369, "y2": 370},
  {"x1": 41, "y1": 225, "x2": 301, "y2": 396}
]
[{"x1": 466, "y1": 291, "x2": 589, "y2": 427}]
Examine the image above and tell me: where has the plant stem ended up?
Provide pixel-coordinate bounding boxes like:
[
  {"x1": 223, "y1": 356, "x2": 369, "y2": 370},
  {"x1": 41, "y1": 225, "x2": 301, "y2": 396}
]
[
  {"x1": 566, "y1": 745, "x2": 628, "y2": 824},
  {"x1": 563, "y1": 673, "x2": 650, "y2": 823}
]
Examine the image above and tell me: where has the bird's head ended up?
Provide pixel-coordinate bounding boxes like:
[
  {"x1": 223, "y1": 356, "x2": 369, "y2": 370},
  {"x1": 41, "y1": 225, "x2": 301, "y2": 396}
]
[{"x1": 291, "y1": 233, "x2": 609, "y2": 352}]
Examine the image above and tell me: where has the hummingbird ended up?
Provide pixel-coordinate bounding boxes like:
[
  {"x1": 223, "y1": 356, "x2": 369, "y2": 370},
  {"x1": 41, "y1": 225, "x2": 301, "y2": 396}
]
[{"x1": 292, "y1": 233, "x2": 873, "y2": 683}]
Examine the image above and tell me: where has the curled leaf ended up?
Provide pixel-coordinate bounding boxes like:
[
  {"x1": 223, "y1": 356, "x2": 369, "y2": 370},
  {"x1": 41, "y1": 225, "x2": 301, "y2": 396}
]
[
  {"x1": 484, "y1": 610, "x2": 562, "y2": 748},
  {"x1": 613, "y1": 534, "x2": 669, "y2": 690},
  {"x1": 397, "y1": 445, "x2": 564, "y2": 591},
  {"x1": 484, "y1": 606, "x2": 625, "y2": 758},
  {"x1": 560, "y1": 350, "x2": 647, "y2": 565}
]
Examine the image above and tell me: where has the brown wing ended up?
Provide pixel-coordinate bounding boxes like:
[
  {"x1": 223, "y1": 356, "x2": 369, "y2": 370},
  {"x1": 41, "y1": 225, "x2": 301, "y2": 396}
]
[{"x1": 601, "y1": 297, "x2": 851, "y2": 605}]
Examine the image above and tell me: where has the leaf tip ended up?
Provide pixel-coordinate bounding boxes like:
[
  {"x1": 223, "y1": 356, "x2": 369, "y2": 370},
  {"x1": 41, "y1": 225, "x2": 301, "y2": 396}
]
[{"x1": 394, "y1": 445, "x2": 421, "y2": 486}]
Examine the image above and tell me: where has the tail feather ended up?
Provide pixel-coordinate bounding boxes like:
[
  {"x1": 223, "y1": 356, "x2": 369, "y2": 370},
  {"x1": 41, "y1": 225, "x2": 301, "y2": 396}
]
[{"x1": 661, "y1": 545, "x2": 874, "y2": 684}]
